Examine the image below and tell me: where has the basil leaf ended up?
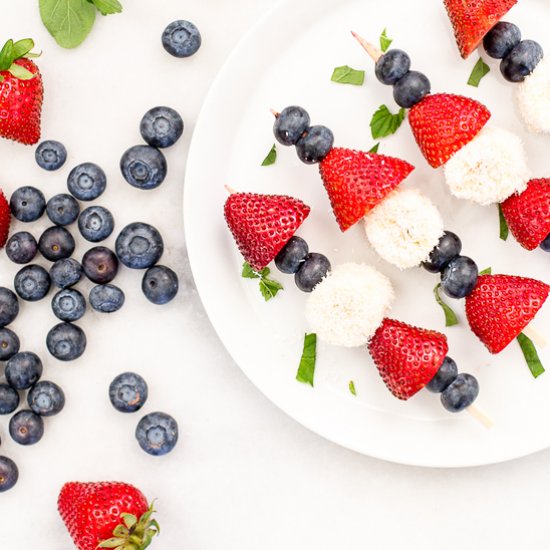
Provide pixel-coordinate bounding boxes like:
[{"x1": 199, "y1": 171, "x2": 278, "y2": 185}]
[
  {"x1": 349, "y1": 381, "x2": 357, "y2": 396},
  {"x1": 467, "y1": 57, "x2": 490, "y2": 87},
  {"x1": 479, "y1": 267, "x2": 492, "y2": 276},
  {"x1": 433, "y1": 284, "x2": 459, "y2": 327},
  {"x1": 331, "y1": 65, "x2": 365, "y2": 86},
  {"x1": 498, "y1": 204, "x2": 509, "y2": 241},
  {"x1": 517, "y1": 333, "x2": 545, "y2": 378},
  {"x1": 296, "y1": 333, "x2": 317, "y2": 387},
  {"x1": 380, "y1": 28, "x2": 393, "y2": 52},
  {"x1": 370, "y1": 105, "x2": 406, "y2": 139},
  {"x1": 368, "y1": 143, "x2": 380, "y2": 153},
  {"x1": 89, "y1": 0, "x2": 123, "y2": 15},
  {"x1": 261, "y1": 144, "x2": 277, "y2": 166}
]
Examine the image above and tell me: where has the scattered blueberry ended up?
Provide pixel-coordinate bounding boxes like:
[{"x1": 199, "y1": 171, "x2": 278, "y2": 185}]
[
  {"x1": 440, "y1": 256, "x2": 479, "y2": 299},
  {"x1": 120, "y1": 145, "x2": 167, "y2": 190},
  {"x1": 135, "y1": 411, "x2": 178, "y2": 456},
  {"x1": 6, "y1": 231, "x2": 38, "y2": 264},
  {"x1": 38, "y1": 226, "x2": 76, "y2": 262},
  {"x1": 375, "y1": 49, "x2": 411, "y2": 85},
  {"x1": 109, "y1": 372, "x2": 148, "y2": 413},
  {"x1": 67, "y1": 162, "x2": 107, "y2": 201},
  {"x1": 0, "y1": 328, "x2": 20, "y2": 361},
  {"x1": 295, "y1": 125, "x2": 334, "y2": 164},
  {"x1": 501, "y1": 40, "x2": 544, "y2": 82},
  {"x1": 9, "y1": 410, "x2": 44, "y2": 445},
  {"x1": 46, "y1": 194, "x2": 80, "y2": 226},
  {"x1": 483, "y1": 22, "x2": 521, "y2": 59},
  {"x1": 78, "y1": 205, "x2": 115, "y2": 242},
  {"x1": 273, "y1": 106, "x2": 310, "y2": 146},
  {"x1": 275, "y1": 236, "x2": 309, "y2": 274},
  {"x1": 5, "y1": 352, "x2": 43, "y2": 390},
  {"x1": 82, "y1": 246, "x2": 119, "y2": 284},
  {"x1": 50, "y1": 258, "x2": 83, "y2": 289},
  {"x1": 440, "y1": 373, "x2": 479, "y2": 412},
  {"x1": 142, "y1": 265, "x2": 179, "y2": 305},
  {"x1": 115, "y1": 222, "x2": 164, "y2": 269},
  {"x1": 10, "y1": 186, "x2": 46, "y2": 222},
  {"x1": 14, "y1": 265, "x2": 51, "y2": 301},
  {"x1": 426, "y1": 357, "x2": 458, "y2": 393},
  {"x1": 0, "y1": 384, "x2": 19, "y2": 415},
  {"x1": 422, "y1": 231, "x2": 462, "y2": 273},
  {"x1": 35, "y1": 140, "x2": 67, "y2": 171},
  {"x1": 295, "y1": 253, "x2": 331, "y2": 292},
  {"x1": 0, "y1": 288, "x2": 19, "y2": 327},
  {"x1": 46, "y1": 322, "x2": 87, "y2": 361},
  {"x1": 393, "y1": 70, "x2": 431, "y2": 108},
  {"x1": 0, "y1": 456, "x2": 19, "y2": 492},
  {"x1": 140, "y1": 106, "x2": 184, "y2": 148},
  {"x1": 51, "y1": 288, "x2": 86, "y2": 322},
  {"x1": 162, "y1": 20, "x2": 201, "y2": 58},
  {"x1": 27, "y1": 381, "x2": 65, "y2": 417},
  {"x1": 89, "y1": 284, "x2": 125, "y2": 313},
  {"x1": 540, "y1": 233, "x2": 550, "y2": 252}
]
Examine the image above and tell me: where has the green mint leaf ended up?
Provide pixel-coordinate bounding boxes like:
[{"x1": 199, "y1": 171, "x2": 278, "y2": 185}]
[
  {"x1": 349, "y1": 381, "x2": 357, "y2": 396},
  {"x1": 479, "y1": 267, "x2": 492, "y2": 275},
  {"x1": 498, "y1": 204, "x2": 509, "y2": 241},
  {"x1": 12, "y1": 39, "x2": 35, "y2": 59},
  {"x1": 380, "y1": 28, "x2": 393, "y2": 52},
  {"x1": 370, "y1": 105, "x2": 406, "y2": 140},
  {"x1": 7, "y1": 64, "x2": 35, "y2": 80},
  {"x1": 368, "y1": 143, "x2": 380, "y2": 153},
  {"x1": 242, "y1": 262, "x2": 260, "y2": 279},
  {"x1": 89, "y1": 0, "x2": 123, "y2": 15},
  {"x1": 0, "y1": 40, "x2": 14, "y2": 72},
  {"x1": 331, "y1": 65, "x2": 365, "y2": 85},
  {"x1": 259, "y1": 277, "x2": 283, "y2": 301},
  {"x1": 433, "y1": 284, "x2": 459, "y2": 327},
  {"x1": 39, "y1": 0, "x2": 97, "y2": 49},
  {"x1": 261, "y1": 144, "x2": 277, "y2": 166},
  {"x1": 517, "y1": 333, "x2": 545, "y2": 378},
  {"x1": 467, "y1": 57, "x2": 490, "y2": 87},
  {"x1": 296, "y1": 333, "x2": 317, "y2": 387}
]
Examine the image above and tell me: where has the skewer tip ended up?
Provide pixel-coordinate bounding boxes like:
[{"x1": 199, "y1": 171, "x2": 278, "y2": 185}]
[
  {"x1": 270, "y1": 108, "x2": 280, "y2": 118},
  {"x1": 351, "y1": 31, "x2": 383, "y2": 62},
  {"x1": 224, "y1": 185, "x2": 237, "y2": 195},
  {"x1": 467, "y1": 404, "x2": 493, "y2": 429}
]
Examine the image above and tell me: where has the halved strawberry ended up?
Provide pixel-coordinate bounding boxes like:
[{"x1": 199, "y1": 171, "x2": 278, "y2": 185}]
[
  {"x1": 0, "y1": 189, "x2": 10, "y2": 247},
  {"x1": 224, "y1": 192, "x2": 310, "y2": 271},
  {"x1": 368, "y1": 318, "x2": 448, "y2": 400},
  {"x1": 408, "y1": 93, "x2": 491, "y2": 168},
  {"x1": 444, "y1": 0, "x2": 518, "y2": 58},
  {"x1": 501, "y1": 179, "x2": 550, "y2": 250},
  {"x1": 318, "y1": 148, "x2": 414, "y2": 232},
  {"x1": 465, "y1": 274, "x2": 549, "y2": 354}
]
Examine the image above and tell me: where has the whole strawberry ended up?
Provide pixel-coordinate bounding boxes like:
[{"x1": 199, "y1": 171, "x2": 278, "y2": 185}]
[
  {"x1": 0, "y1": 189, "x2": 11, "y2": 247},
  {"x1": 0, "y1": 38, "x2": 43, "y2": 145},
  {"x1": 58, "y1": 481, "x2": 159, "y2": 550}
]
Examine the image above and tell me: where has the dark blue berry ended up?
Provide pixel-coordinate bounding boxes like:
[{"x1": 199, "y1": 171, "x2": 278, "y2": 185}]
[
  {"x1": 115, "y1": 222, "x2": 164, "y2": 269},
  {"x1": 46, "y1": 194, "x2": 80, "y2": 226},
  {"x1": 0, "y1": 384, "x2": 19, "y2": 415},
  {"x1": 483, "y1": 22, "x2": 521, "y2": 59},
  {"x1": 6, "y1": 352, "x2": 43, "y2": 390},
  {"x1": 142, "y1": 265, "x2": 178, "y2": 305},
  {"x1": 140, "y1": 106, "x2": 184, "y2": 148},
  {"x1": 14, "y1": 265, "x2": 51, "y2": 301},
  {"x1": 0, "y1": 288, "x2": 19, "y2": 327},
  {"x1": 375, "y1": 49, "x2": 411, "y2": 85},
  {"x1": 393, "y1": 71, "x2": 431, "y2": 108},
  {"x1": 162, "y1": 20, "x2": 201, "y2": 57},
  {"x1": 109, "y1": 372, "x2": 148, "y2": 413},
  {"x1": 426, "y1": 357, "x2": 458, "y2": 393},
  {"x1": 120, "y1": 145, "x2": 167, "y2": 190},
  {"x1": 440, "y1": 373, "x2": 479, "y2": 412},
  {"x1": 51, "y1": 289, "x2": 86, "y2": 322},
  {"x1": 501, "y1": 40, "x2": 544, "y2": 82},
  {"x1": 78, "y1": 205, "x2": 114, "y2": 242},
  {"x1": 6, "y1": 231, "x2": 38, "y2": 264},
  {"x1": 135, "y1": 411, "x2": 178, "y2": 456},
  {"x1": 295, "y1": 125, "x2": 334, "y2": 164},
  {"x1": 422, "y1": 231, "x2": 462, "y2": 273},
  {"x1": 89, "y1": 284, "x2": 125, "y2": 313},
  {"x1": 295, "y1": 253, "x2": 331, "y2": 292},
  {"x1": 35, "y1": 140, "x2": 67, "y2": 171},
  {"x1": 46, "y1": 322, "x2": 86, "y2": 361},
  {"x1": 273, "y1": 106, "x2": 310, "y2": 146},
  {"x1": 67, "y1": 162, "x2": 107, "y2": 201},
  {"x1": 540, "y1": 233, "x2": 550, "y2": 252},
  {"x1": 10, "y1": 186, "x2": 46, "y2": 222},
  {"x1": 27, "y1": 381, "x2": 65, "y2": 417},
  {"x1": 38, "y1": 226, "x2": 76, "y2": 262},
  {"x1": 275, "y1": 236, "x2": 309, "y2": 274},
  {"x1": 50, "y1": 258, "x2": 83, "y2": 289},
  {"x1": 9, "y1": 410, "x2": 44, "y2": 445},
  {"x1": 0, "y1": 456, "x2": 18, "y2": 492},
  {"x1": 0, "y1": 328, "x2": 20, "y2": 360},
  {"x1": 82, "y1": 246, "x2": 119, "y2": 284},
  {"x1": 440, "y1": 256, "x2": 479, "y2": 299}
]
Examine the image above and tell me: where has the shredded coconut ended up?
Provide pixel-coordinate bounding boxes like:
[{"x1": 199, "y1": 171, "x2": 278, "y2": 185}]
[{"x1": 517, "y1": 57, "x2": 550, "y2": 134}]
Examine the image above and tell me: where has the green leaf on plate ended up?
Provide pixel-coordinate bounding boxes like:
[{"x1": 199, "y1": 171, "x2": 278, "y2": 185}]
[
  {"x1": 433, "y1": 283, "x2": 459, "y2": 327},
  {"x1": 330, "y1": 65, "x2": 365, "y2": 85},
  {"x1": 368, "y1": 143, "x2": 380, "y2": 154},
  {"x1": 517, "y1": 332, "x2": 545, "y2": 378},
  {"x1": 479, "y1": 267, "x2": 492, "y2": 276},
  {"x1": 370, "y1": 104, "x2": 406, "y2": 140},
  {"x1": 242, "y1": 262, "x2": 283, "y2": 301},
  {"x1": 89, "y1": 0, "x2": 123, "y2": 15},
  {"x1": 467, "y1": 57, "x2": 490, "y2": 87},
  {"x1": 379, "y1": 28, "x2": 393, "y2": 52},
  {"x1": 261, "y1": 143, "x2": 277, "y2": 166},
  {"x1": 296, "y1": 333, "x2": 317, "y2": 387},
  {"x1": 498, "y1": 204, "x2": 509, "y2": 241},
  {"x1": 349, "y1": 380, "x2": 357, "y2": 396}
]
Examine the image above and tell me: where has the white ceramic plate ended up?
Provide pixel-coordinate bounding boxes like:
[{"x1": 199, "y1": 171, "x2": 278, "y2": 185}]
[{"x1": 185, "y1": 0, "x2": 550, "y2": 467}]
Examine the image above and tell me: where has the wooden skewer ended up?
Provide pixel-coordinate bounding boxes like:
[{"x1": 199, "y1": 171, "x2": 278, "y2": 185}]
[
  {"x1": 522, "y1": 324, "x2": 547, "y2": 348},
  {"x1": 270, "y1": 108, "x2": 280, "y2": 118},
  {"x1": 224, "y1": 184, "x2": 236, "y2": 195},
  {"x1": 467, "y1": 404, "x2": 493, "y2": 429},
  {"x1": 350, "y1": 30, "x2": 383, "y2": 62}
]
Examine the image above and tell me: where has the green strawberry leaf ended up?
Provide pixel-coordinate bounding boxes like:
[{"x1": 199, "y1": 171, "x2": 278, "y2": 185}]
[
  {"x1": 7, "y1": 64, "x2": 35, "y2": 80},
  {"x1": 121, "y1": 513, "x2": 137, "y2": 529},
  {"x1": 380, "y1": 28, "x2": 393, "y2": 52},
  {"x1": 433, "y1": 283, "x2": 459, "y2": 327},
  {"x1": 331, "y1": 65, "x2": 365, "y2": 85},
  {"x1": 112, "y1": 525, "x2": 129, "y2": 538},
  {"x1": 370, "y1": 104, "x2": 406, "y2": 139},
  {"x1": 479, "y1": 267, "x2": 492, "y2": 275},
  {"x1": 517, "y1": 333, "x2": 545, "y2": 378},
  {"x1": 368, "y1": 143, "x2": 380, "y2": 153},
  {"x1": 0, "y1": 40, "x2": 14, "y2": 71},
  {"x1": 12, "y1": 39, "x2": 35, "y2": 59},
  {"x1": 467, "y1": 57, "x2": 491, "y2": 88},
  {"x1": 296, "y1": 333, "x2": 317, "y2": 387},
  {"x1": 242, "y1": 262, "x2": 283, "y2": 301},
  {"x1": 98, "y1": 538, "x2": 126, "y2": 548},
  {"x1": 498, "y1": 204, "x2": 509, "y2": 241},
  {"x1": 349, "y1": 380, "x2": 357, "y2": 396},
  {"x1": 261, "y1": 143, "x2": 277, "y2": 166},
  {"x1": 88, "y1": 0, "x2": 123, "y2": 15},
  {"x1": 242, "y1": 262, "x2": 260, "y2": 279}
]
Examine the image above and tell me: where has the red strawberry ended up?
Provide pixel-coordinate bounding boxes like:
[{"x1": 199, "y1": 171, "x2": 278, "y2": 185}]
[
  {"x1": 368, "y1": 318, "x2": 448, "y2": 400},
  {"x1": 224, "y1": 192, "x2": 310, "y2": 271},
  {"x1": 500, "y1": 179, "x2": 550, "y2": 250},
  {"x1": 58, "y1": 481, "x2": 159, "y2": 550},
  {"x1": 466, "y1": 274, "x2": 550, "y2": 354},
  {"x1": 408, "y1": 93, "x2": 491, "y2": 168},
  {"x1": 318, "y1": 148, "x2": 414, "y2": 232},
  {"x1": 444, "y1": 0, "x2": 518, "y2": 58},
  {"x1": 0, "y1": 189, "x2": 10, "y2": 247}
]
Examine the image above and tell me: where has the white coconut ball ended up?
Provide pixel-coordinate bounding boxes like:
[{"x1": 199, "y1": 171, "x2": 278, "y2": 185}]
[
  {"x1": 517, "y1": 57, "x2": 550, "y2": 134},
  {"x1": 363, "y1": 189, "x2": 444, "y2": 270},
  {"x1": 305, "y1": 263, "x2": 394, "y2": 347},
  {"x1": 444, "y1": 126, "x2": 530, "y2": 205}
]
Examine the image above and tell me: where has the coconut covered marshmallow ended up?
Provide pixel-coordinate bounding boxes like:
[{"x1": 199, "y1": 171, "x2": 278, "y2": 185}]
[
  {"x1": 517, "y1": 57, "x2": 550, "y2": 134},
  {"x1": 305, "y1": 263, "x2": 394, "y2": 347},
  {"x1": 444, "y1": 126, "x2": 530, "y2": 205},
  {"x1": 363, "y1": 189, "x2": 444, "y2": 270}
]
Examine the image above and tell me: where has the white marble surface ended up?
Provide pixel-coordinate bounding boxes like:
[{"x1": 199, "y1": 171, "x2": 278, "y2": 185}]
[{"x1": 1, "y1": 1, "x2": 550, "y2": 549}]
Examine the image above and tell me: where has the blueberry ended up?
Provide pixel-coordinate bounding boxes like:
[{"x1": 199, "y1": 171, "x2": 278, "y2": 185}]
[
  {"x1": 120, "y1": 145, "x2": 167, "y2": 190},
  {"x1": 0, "y1": 456, "x2": 18, "y2": 492},
  {"x1": 540, "y1": 233, "x2": 550, "y2": 252},
  {"x1": 440, "y1": 373, "x2": 479, "y2": 412},
  {"x1": 109, "y1": 372, "x2": 148, "y2": 413},
  {"x1": 140, "y1": 106, "x2": 184, "y2": 148},
  {"x1": 38, "y1": 226, "x2": 76, "y2": 262},
  {"x1": 273, "y1": 106, "x2": 310, "y2": 146},
  {"x1": 295, "y1": 253, "x2": 331, "y2": 292},
  {"x1": 6, "y1": 352, "x2": 43, "y2": 390},
  {"x1": 422, "y1": 231, "x2": 462, "y2": 273},
  {"x1": 375, "y1": 49, "x2": 411, "y2": 85},
  {"x1": 501, "y1": 40, "x2": 544, "y2": 82},
  {"x1": 440, "y1": 256, "x2": 479, "y2": 299},
  {"x1": 50, "y1": 258, "x2": 83, "y2": 289},
  {"x1": 78, "y1": 205, "x2": 114, "y2": 242},
  {"x1": 426, "y1": 357, "x2": 458, "y2": 393},
  {"x1": 6, "y1": 231, "x2": 38, "y2": 264},
  {"x1": 135, "y1": 411, "x2": 178, "y2": 456},
  {"x1": 275, "y1": 236, "x2": 309, "y2": 274},
  {"x1": 51, "y1": 288, "x2": 86, "y2": 322},
  {"x1": 67, "y1": 162, "x2": 107, "y2": 201},
  {"x1": 0, "y1": 288, "x2": 19, "y2": 327},
  {"x1": 46, "y1": 194, "x2": 80, "y2": 226},
  {"x1": 46, "y1": 322, "x2": 86, "y2": 361},
  {"x1": 393, "y1": 71, "x2": 431, "y2": 108},
  {"x1": 142, "y1": 265, "x2": 179, "y2": 305},
  {"x1": 14, "y1": 265, "x2": 51, "y2": 301},
  {"x1": 483, "y1": 22, "x2": 521, "y2": 59},
  {"x1": 0, "y1": 328, "x2": 20, "y2": 360},
  {"x1": 115, "y1": 222, "x2": 164, "y2": 269},
  {"x1": 162, "y1": 20, "x2": 201, "y2": 58},
  {"x1": 89, "y1": 284, "x2": 125, "y2": 313},
  {"x1": 27, "y1": 381, "x2": 65, "y2": 417},
  {"x1": 35, "y1": 140, "x2": 67, "y2": 171},
  {"x1": 295, "y1": 125, "x2": 334, "y2": 164},
  {"x1": 0, "y1": 384, "x2": 19, "y2": 415},
  {"x1": 82, "y1": 246, "x2": 119, "y2": 284},
  {"x1": 9, "y1": 410, "x2": 44, "y2": 445},
  {"x1": 10, "y1": 186, "x2": 46, "y2": 222}
]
